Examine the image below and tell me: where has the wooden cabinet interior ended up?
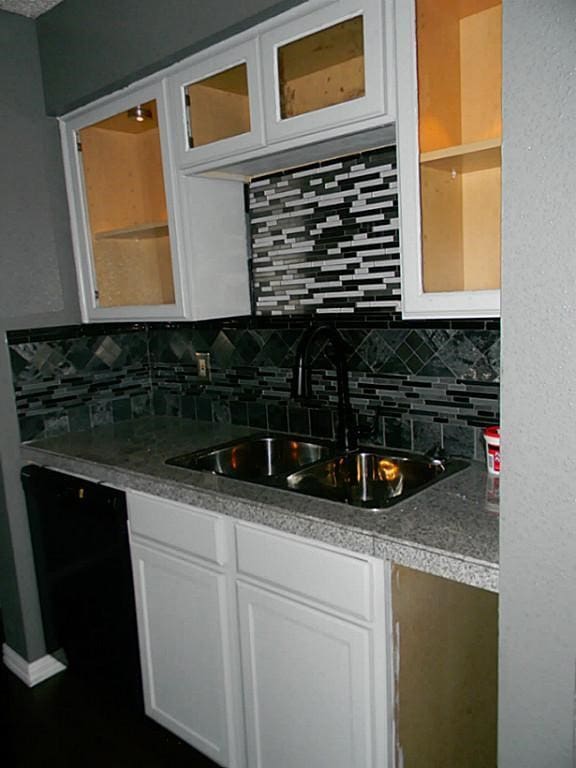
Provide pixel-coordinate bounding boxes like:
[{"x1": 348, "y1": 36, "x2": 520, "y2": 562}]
[
  {"x1": 79, "y1": 99, "x2": 175, "y2": 307},
  {"x1": 416, "y1": 0, "x2": 502, "y2": 294},
  {"x1": 392, "y1": 564, "x2": 498, "y2": 768},
  {"x1": 277, "y1": 15, "x2": 365, "y2": 119},
  {"x1": 186, "y1": 63, "x2": 251, "y2": 148}
]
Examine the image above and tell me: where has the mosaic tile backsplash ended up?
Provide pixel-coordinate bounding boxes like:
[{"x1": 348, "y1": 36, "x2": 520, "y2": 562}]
[
  {"x1": 249, "y1": 147, "x2": 400, "y2": 315},
  {"x1": 10, "y1": 326, "x2": 151, "y2": 441},
  {"x1": 8, "y1": 148, "x2": 499, "y2": 460},
  {"x1": 9, "y1": 318, "x2": 500, "y2": 461}
]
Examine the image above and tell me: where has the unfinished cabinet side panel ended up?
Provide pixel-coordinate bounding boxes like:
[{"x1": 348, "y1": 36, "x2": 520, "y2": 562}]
[{"x1": 392, "y1": 564, "x2": 498, "y2": 768}]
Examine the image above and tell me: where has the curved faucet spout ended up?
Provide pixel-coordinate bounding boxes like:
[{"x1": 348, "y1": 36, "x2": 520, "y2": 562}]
[{"x1": 291, "y1": 325, "x2": 358, "y2": 453}]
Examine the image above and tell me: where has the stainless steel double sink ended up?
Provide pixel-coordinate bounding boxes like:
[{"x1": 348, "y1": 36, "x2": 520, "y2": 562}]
[{"x1": 166, "y1": 434, "x2": 469, "y2": 512}]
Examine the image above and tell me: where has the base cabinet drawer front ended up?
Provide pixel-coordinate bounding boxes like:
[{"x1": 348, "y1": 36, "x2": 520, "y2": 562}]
[
  {"x1": 237, "y1": 582, "x2": 376, "y2": 768},
  {"x1": 127, "y1": 491, "x2": 227, "y2": 565},
  {"x1": 235, "y1": 523, "x2": 373, "y2": 621},
  {"x1": 131, "y1": 542, "x2": 237, "y2": 767}
]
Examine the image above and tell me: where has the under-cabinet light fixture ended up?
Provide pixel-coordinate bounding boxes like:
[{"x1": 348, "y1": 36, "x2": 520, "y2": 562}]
[{"x1": 127, "y1": 105, "x2": 152, "y2": 123}]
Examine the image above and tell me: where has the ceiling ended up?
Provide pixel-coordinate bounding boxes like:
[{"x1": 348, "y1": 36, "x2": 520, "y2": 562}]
[{"x1": 0, "y1": 0, "x2": 65, "y2": 18}]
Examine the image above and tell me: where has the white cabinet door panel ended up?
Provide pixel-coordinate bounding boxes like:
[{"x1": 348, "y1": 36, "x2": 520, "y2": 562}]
[
  {"x1": 131, "y1": 542, "x2": 234, "y2": 766},
  {"x1": 238, "y1": 582, "x2": 374, "y2": 768}
]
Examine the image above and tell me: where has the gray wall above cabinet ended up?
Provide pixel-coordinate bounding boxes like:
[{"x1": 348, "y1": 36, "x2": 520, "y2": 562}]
[
  {"x1": 36, "y1": 0, "x2": 306, "y2": 115},
  {"x1": 0, "y1": 10, "x2": 79, "y2": 328}
]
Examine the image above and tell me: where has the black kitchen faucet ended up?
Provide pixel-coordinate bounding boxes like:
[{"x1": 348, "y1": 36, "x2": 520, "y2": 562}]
[{"x1": 291, "y1": 325, "x2": 358, "y2": 453}]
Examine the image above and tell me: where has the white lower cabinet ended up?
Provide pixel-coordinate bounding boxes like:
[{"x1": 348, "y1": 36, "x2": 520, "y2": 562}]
[
  {"x1": 235, "y1": 522, "x2": 391, "y2": 768},
  {"x1": 237, "y1": 583, "x2": 376, "y2": 768},
  {"x1": 127, "y1": 491, "x2": 392, "y2": 768},
  {"x1": 130, "y1": 543, "x2": 238, "y2": 767}
]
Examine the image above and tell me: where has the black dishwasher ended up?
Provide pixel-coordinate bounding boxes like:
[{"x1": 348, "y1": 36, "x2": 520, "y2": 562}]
[{"x1": 22, "y1": 465, "x2": 142, "y2": 698}]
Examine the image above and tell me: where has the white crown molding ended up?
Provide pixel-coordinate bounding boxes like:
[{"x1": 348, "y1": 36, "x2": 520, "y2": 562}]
[{"x1": 3, "y1": 643, "x2": 67, "y2": 687}]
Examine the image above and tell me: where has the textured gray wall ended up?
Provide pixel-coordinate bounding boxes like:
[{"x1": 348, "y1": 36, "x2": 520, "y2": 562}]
[
  {"x1": 0, "y1": 10, "x2": 80, "y2": 660},
  {"x1": 1, "y1": 0, "x2": 307, "y2": 662},
  {"x1": 499, "y1": 0, "x2": 576, "y2": 764},
  {"x1": 37, "y1": 0, "x2": 306, "y2": 115},
  {"x1": 0, "y1": 10, "x2": 79, "y2": 328}
]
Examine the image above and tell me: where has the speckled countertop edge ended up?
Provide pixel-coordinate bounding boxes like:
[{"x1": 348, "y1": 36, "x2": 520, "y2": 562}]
[{"x1": 20, "y1": 417, "x2": 499, "y2": 592}]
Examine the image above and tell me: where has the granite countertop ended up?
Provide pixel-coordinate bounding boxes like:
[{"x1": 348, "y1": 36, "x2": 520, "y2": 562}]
[{"x1": 21, "y1": 416, "x2": 499, "y2": 592}]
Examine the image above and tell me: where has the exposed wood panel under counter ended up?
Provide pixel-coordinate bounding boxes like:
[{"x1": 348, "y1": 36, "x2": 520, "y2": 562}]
[{"x1": 392, "y1": 563, "x2": 498, "y2": 768}]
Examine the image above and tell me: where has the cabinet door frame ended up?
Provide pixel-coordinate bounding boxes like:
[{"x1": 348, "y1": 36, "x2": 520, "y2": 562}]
[
  {"x1": 167, "y1": 38, "x2": 265, "y2": 169},
  {"x1": 60, "y1": 80, "x2": 187, "y2": 322},
  {"x1": 396, "y1": 0, "x2": 500, "y2": 319},
  {"x1": 260, "y1": 0, "x2": 393, "y2": 146},
  {"x1": 130, "y1": 539, "x2": 242, "y2": 767}
]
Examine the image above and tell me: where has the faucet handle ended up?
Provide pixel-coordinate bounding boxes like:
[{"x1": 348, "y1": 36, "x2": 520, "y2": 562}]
[{"x1": 425, "y1": 443, "x2": 448, "y2": 462}]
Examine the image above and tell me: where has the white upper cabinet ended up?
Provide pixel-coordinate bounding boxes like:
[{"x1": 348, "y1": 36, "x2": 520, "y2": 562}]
[
  {"x1": 61, "y1": 82, "x2": 251, "y2": 323},
  {"x1": 59, "y1": 0, "x2": 396, "y2": 322},
  {"x1": 168, "y1": 39, "x2": 265, "y2": 168},
  {"x1": 166, "y1": 0, "x2": 395, "y2": 173},
  {"x1": 61, "y1": 81, "x2": 187, "y2": 322},
  {"x1": 261, "y1": 0, "x2": 394, "y2": 145},
  {"x1": 396, "y1": 0, "x2": 502, "y2": 318}
]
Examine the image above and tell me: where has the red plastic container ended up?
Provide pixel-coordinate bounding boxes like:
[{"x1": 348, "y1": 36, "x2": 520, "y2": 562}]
[{"x1": 483, "y1": 426, "x2": 500, "y2": 475}]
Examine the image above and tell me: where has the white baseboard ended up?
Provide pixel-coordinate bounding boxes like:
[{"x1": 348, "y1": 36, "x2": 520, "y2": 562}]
[{"x1": 2, "y1": 643, "x2": 67, "y2": 687}]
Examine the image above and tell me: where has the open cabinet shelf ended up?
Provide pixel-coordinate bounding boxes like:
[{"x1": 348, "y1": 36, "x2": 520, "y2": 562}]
[
  {"x1": 420, "y1": 144, "x2": 501, "y2": 294},
  {"x1": 93, "y1": 222, "x2": 169, "y2": 241},
  {"x1": 398, "y1": 0, "x2": 502, "y2": 317},
  {"x1": 78, "y1": 97, "x2": 177, "y2": 309},
  {"x1": 420, "y1": 137, "x2": 501, "y2": 165},
  {"x1": 417, "y1": 0, "x2": 502, "y2": 296}
]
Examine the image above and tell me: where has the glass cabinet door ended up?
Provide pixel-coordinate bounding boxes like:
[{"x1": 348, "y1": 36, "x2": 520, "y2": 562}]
[
  {"x1": 276, "y1": 15, "x2": 366, "y2": 120},
  {"x1": 78, "y1": 98, "x2": 176, "y2": 309},
  {"x1": 262, "y1": 0, "x2": 389, "y2": 144},
  {"x1": 185, "y1": 63, "x2": 251, "y2": 148},
  {"x1": 169, "y1": 40, "x2": 264, "y2": 168},
  {"x1": 416, "y1": 0, "x2": 502, "y2": 295}
]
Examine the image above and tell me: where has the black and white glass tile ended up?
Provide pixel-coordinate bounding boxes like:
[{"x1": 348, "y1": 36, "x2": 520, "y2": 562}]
[{"x1": 249, "y1": 147, "x2": 401, "y2": 315}]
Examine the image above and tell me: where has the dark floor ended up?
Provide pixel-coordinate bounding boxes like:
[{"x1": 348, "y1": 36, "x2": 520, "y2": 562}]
[{"x1": 0, "y1": 657, "x2": 220, "y2": 767}]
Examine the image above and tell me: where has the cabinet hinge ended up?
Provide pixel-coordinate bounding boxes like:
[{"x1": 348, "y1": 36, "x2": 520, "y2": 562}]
[
  {"x1": 76, "y1": 138, "x2": 83, "y2": 152},
  {"x1": 94, "y1": 289, "x2": 99, "y2": 302},
  {"x1": 184, "y1": 93, "x2": 191, "y2": 108}
]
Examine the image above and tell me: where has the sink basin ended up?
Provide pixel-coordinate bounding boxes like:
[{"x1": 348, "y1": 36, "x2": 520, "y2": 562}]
[
  {"x1": 167, "y1": 434, "x2": 331, "y2": 481},
  {"x1": 286, "y1": 451, "x2": 468, "y2": 511},
  {"x1": 167, "y1": 434, "x2": 468, "y2": 511}
]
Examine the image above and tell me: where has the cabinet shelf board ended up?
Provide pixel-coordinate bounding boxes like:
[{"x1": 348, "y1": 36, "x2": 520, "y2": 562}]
[
  {"x1": 94, "y1": 222, "x2": 169, "y2": 240},
  {"x1": 421, "y1": 142, "x2": 500, "y2": 174}
]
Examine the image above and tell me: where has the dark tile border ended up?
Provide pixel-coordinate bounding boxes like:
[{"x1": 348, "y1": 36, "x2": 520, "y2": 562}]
[{"x1": 5, "y1": 314, "x2": 499, "y2": 346}]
